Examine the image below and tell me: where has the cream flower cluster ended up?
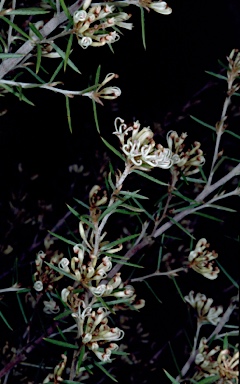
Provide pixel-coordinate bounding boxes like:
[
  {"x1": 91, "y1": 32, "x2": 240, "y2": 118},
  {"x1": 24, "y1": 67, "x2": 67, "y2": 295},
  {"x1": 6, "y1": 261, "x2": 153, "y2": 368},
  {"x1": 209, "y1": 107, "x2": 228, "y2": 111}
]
[
  {"x1": 71, "y1": 303, "x2": 124, "y2": 362},
  {"x1": 73, "y1": 0, "x2": 132, "y2": 49},
  {"x1": 33, "y1": 250, "x2": 64, "y2": 292},
  {"x1": 167, "y1": 130, "x2": 205, "y2": 175},
  {"x1": 188, "y1": 238, "x2": 220, "y2": 280},
  {"x1": 139, "y1": 0, "x2": 172, "y2": 14},
  {"x1": 83, "y1": 73, "x2": 121, "y2": 105},
  {"x1": 227, "y1": 49, "x2": 240, "y2": 95},
  {"x1": 184, "y1": 291, "x2": 223, "y2": 325},
  {"x1": 113, "y1": 117, "x2": 178, "y2": 170},
  {"x1": 194, "y1": 338, "x2": 239, "y2": 383}
]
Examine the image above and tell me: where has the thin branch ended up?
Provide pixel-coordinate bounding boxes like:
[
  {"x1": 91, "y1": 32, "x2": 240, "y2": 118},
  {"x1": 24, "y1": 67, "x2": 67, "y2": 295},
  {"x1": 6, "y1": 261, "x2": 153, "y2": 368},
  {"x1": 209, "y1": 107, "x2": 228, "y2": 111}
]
[
  {"x1": 176, "y1": 300, "x2": 237, "y2": 381},
  {"x1": 0, "y1": 0, "x2": 82, "y2": 79},
  {"x1": 207, "y1": 75, "x2": 235, "y2": 187},
  {"x1": 0, "y1": 79, "x2": 85, "y2": 96},
  {"x1": 108, "y1": 167, "x2": 240, "y2": 278},
  {"x1": 130, "y1": 267, "x2": 186, "y2": 282}
]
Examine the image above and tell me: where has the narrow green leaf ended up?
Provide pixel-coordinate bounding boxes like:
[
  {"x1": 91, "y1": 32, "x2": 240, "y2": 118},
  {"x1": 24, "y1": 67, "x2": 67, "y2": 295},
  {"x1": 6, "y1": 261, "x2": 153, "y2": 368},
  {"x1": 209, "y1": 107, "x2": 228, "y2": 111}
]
[
  {"x1": 92, "y1": 100, "x2": 100, "y2": 134},
  {"x1": 97, "y1": 296, "x2": 115, "y2": 314},
  {"x1": 163, "y1": 369, "x2": 180, "y2": 384},
  {"x1": 57, "y1": 325, "x2": 67, "y2": 341},
  {"x1": 172, "y1": 190, "x2": 199, "y2": 204},
  {"x1": 96, "y1": 297, "x2": 136, "y2": 307},
  {"x1": 77, "y1": 345, "x2": 86, "y2": 372},
  {"x1": 180, "y1": 176, "x2": 206, "y2": 184},
  {"x1": 66, "y1": 204, "x2": 80, "y2": 219},
  {"x1": 166, "y1": 216, "x2": 196, "y2": 239},
  {"x1": 50, "y1": 60, "x2": 64, "y2": 83},
  {"x1": 216, "y1": 260, "x2": 239, "y2": 289},
  {"x1": 157, "y1": 234, "x2": 165, "y2": 271},
  {"x1": 223, "y1": 334, "x2": 228, "y2": 350},
  {"x1": 65, "y1": 96, "x2": 73, "y2": 133},
  {"x1": 205, "y1": 70, "x2": 227, "y2": 80},
  {"x1": 143, "y1": 280, "x2": 162, "y2": 303},
  {"x1": 224, "y1": 129, "x2": 240, "y2": 140},
  {"x1": 7, "y1": 8, "x2": 50, "y2": 15},
  {"x1": 207, "y1": 204, "x2": 237, "y2": 212},
  {"x1": 132, "y1": 197, "x2": 154, "y2": 220},
  {"x1": 98, "y1": 198, "x2": 129, "y2": 221},
  {"x1": 51, "y1": 43, "x2": 80, "y2": 74},
  {"x1": 196, "y1": 376, "x2": 220, "y2": 384},
  {"x1": 108, "y1": 171, "x2": 116, "y2": 191},
  {"x1": 0, "y1": 310, "x2": 13, "y2": 330},
  {"x1": 190, "y1": 115, "x2": 240, "y2": 139},
  {"x1": 172, "y1": 202, "x2": 202, "y2": 213},
  {"x1": 119, "y1": 203, "x2": 145, "y2": 212},
  {"x1": 111, "y1": 258, "x2": 144, "y2": 268},
  {"x1": 16, "y1": 293, "x2": 28, "y2": 324},
  {"x1": 1, "y1": 16, "x2": 30, "y2": 39},
  {"x1": 168, "y1": 341, "x2": 181, "y2": 374},
  {"x1": 29, "y1": 22, "x2": 44, "y2": 39},
  {"x1": 48, "y1": 231, "x2": 76, "y2": 246},
  {"x1": 44, "y1": 261, "x2": 79, "y2": 281},
  {"x1": 59, "y1": 0, "x2": 72, "y2": 21},
  {"x1": 119, "y1": 190, "x2": 149, "y2": 200},
  {"x1": 190, "y1": 115, "x2": 215, "y2": 131},
  {"x1": 54, "y1": 309, "x2": 72, "y2": 320},
  {"x1": 101, "y1": 137, "x2": 125, "y2": 161},
  {"x1": 73, "y1": 197, "x2": 89, "y2": 210},
  {"x1": 80, "y1": 215, "x2": 94, "y2": 229},
  {"x1": 22, "y1": 66, "x2": 46, "y2": 83},
  {"x1": 101, "y1": 233, "x2": 140, "y2": 251},
  {"x1": 0, "y1": 53, "x2": 24, "y2": 58},
  {"x1": 132, "y1": 169, "x2": 168, "y2": 186},
  {"x1": 95, "y1": 65, "x2": 101, "y2": 86},
  {"x1": 171, "y1": 276, "x2": 185, "y2": 302},
  {"x1": 192, "y1": 211, "x2": 223, "y2": 222},
  {"x1": 36, "y1": 44, "x2": 42, "y2": 74},
  {"x1": 64, "y1": 33, "x2": 73, "y2": 72},
  {"x1": 108, "y1": 209, "x2": 138, "y2": 216},
  {"x1": 217, "y1": 59, "x2": 228, "y2": 70},
  {"x1": 140, "y1": 7, "x2": 146, "y2": 50},
  {"x1": 44, "y1": 338, "x2": 78, "y2": 349},
  {"x1": 94, "y1": 361, "x2": 118, "y2": 382}
]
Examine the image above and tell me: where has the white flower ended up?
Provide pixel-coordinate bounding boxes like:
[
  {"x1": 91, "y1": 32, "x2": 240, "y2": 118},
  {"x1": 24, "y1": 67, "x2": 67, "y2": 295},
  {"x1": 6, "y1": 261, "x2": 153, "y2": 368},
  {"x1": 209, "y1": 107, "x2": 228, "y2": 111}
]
[
  {"x1": 148, "y1": 1, "x2": 172, "y2": 14},
  {"x1": 83, "y1": 73, "x2": 121, "y2": 105},
  {"x1": 61, "y1": 287, "x2": 71, "y2": 302},
  {"x1": 33, "y1": 280, "x2": 43, "y2": 292},
  {"x1": 89, "y1": 284, "x2": 107, "y2": 296},
  {"x1": 78, "y1": 36, "x2": 93, "y2": 49},
  {"x1": 184, "y1": 291, "x2": 223, "y2": 325},
  {"x1": 58, "y1": 258, "x2": 70, "y2": 273},
  {"x1": 114, "y1": 117, "x2": 175, "y2": 170},
  {"x1": 43, "y1": 299, "x2": 60, "y2": 314},
  {"x1": 188, "y1": 239, "x2": 220, "y2": 280},
  {"x1": 74, "y1": 10, "x2": 88, "y2": 23}
]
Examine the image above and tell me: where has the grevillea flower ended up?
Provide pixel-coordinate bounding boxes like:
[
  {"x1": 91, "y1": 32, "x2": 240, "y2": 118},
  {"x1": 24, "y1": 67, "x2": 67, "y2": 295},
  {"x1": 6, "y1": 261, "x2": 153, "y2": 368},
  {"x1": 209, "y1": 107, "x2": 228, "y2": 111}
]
[
  {"x1": 137, "y1": 0, "x2": 172, "y2": 15},
  {"x1": 193, "y1": 338, "x2": 239, "y2": 383},
  {"x1": 166, "y1": 130, "x2": 205, "y2": 175},
  {"x1": 71, "y1": 303, "x2": 124, "y2": 362},
  {"x1": 83, "y1": 73, "x2": 121, "y2": 105},
  {"x1": 73, "y1": 0, "x2": 132, "y2": 49},
  {"x1": 113, "y1": 117, "x2": 177, "y2": 170},
  {"x1": 188, "y1": 238, "x2": 220, "y2": 280},
  {"x1": 184, "y1": 291, "x2": 223, "y2": 325}
]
